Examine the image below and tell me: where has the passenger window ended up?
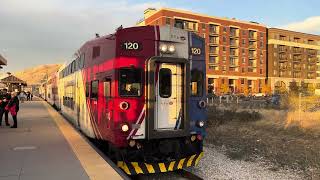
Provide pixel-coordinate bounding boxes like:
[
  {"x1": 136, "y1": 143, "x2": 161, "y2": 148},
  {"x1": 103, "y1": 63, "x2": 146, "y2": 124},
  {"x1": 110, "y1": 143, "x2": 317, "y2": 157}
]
[
  {"x1": 91, "y1": 80, "x2": 98, "y2": 99},
  {"x1": 159, "y1": 68, "x2": 172, "y2": 98},
  {"x1": 119, "y1": 68, "x2": 142, "y2": 97},
  {"x1": 191, "y1": 69, "x2": 204, "y2": 96},
  {"x1": 85, "y1": 82, "x2": 90, "y2": 97},
  {"x1": 104, "y1": 80, "x2": 111, "y2": 97}
]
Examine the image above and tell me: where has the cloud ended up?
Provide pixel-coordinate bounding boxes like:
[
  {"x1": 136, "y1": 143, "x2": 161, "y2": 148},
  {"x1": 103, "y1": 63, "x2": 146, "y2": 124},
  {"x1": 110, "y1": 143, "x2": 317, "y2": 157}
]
[
  {"x1": 0, "y1": 0, "x2": 165, "y2": 72},
  {"x1": 280, "y1": 16, "x2": 320, "y2": 35}
]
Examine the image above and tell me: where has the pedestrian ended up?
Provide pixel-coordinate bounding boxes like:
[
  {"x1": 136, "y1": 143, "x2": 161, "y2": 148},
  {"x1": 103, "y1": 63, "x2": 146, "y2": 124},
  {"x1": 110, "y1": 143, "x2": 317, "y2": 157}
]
[
  {"x1": 0, "y1": 96, "x2": 9, "y2": 126},
  {"x1": 5, "y1": 92, "x2": 19, "y2": 128},
  {"x1": 30, "y1": 93, "x2": 33, "y2": 101},
  {"x1": 0, "y1": 89, "x2": 11, "y2": 126},
  {"x1": 18, "y1": 91, "x2": 26, "y2": 103}
]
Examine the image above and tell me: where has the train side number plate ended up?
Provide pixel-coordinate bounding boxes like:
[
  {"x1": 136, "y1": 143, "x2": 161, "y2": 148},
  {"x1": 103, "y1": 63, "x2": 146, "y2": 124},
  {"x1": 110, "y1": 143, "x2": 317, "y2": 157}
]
[
  {"x1": 190, "y1": 47, "x2": 201, "y2": 55},
  {"x1": 121, "y1": 41, "x2": 142, "y2": 51}
]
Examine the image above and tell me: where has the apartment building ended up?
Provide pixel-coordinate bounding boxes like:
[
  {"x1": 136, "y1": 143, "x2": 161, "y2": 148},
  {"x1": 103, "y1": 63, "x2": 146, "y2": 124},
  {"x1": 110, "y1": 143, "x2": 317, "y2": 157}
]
[
  {"x1": 137, "y1": 8, "x2": 268, "y2": 95},
  {"x1": 267, "y1": 28, "x2": 320, "y2": 93}
]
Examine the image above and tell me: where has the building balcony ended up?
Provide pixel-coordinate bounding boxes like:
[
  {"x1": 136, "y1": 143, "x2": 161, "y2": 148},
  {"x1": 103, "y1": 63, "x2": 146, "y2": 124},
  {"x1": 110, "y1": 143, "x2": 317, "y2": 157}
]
[
  {"x1": 279, "y1": 66, "x2": 288, "y2": 70},
  {"x1": 209, "y1": 51, "x2": 219, "y2": 56},
  {"x1": 293, "y1": 66, "x2": 302, "y2": 71},
  {"x1": 209, "y1": 41, "x2": 219, "y2": 46},
  {"x1": 308, "y1": 58, "x2": 317, "y2": 64},
  {"x1": 230, "y1": 42, "x2": 238, "y2": 48},
  {"x1": 249, "y1": 44, "x2": 257, "y2": 49},
  {"x1": 293, "y1": 58, "x2": 301, "y2": 62},
  {"x1": 293, "y1": 50, "x2": 302, "y2": 54}
]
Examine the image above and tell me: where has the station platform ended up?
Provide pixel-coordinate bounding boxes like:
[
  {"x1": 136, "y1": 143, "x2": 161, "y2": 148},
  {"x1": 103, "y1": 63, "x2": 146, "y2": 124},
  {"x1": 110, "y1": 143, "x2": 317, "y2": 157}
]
[{"x1": 0, "y1": 98, "x2": 123, "y2": 180}]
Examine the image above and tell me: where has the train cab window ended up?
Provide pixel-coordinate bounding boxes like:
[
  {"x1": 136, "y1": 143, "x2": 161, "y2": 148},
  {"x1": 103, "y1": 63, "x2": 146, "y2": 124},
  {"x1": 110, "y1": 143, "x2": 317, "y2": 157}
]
[
  {"x1": 91, "y1": 80, "x2": 99, "y2": 99},
  {"x1": 92, "y1": 46, "x2": 100, "y2": 59},
  {"x1": 119, "y1": 68, "x2": 142, "y2": 97},
  {"x1": 191, "y1": 70, "x2": 204, "y2": 96},
  {"x1": 104, "y1": 80, "x2": 111, "y2": 97},
  {"x1": 159, "y1": 68, "x2": 172, "y2": 98}
]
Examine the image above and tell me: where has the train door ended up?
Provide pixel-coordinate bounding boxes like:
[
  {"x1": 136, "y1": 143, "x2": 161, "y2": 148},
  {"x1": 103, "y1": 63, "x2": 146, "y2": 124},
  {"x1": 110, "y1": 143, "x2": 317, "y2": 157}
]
[
  {"x1": 90, "y1": 80, "x2": 99, "y2": 126},
  {"x1": 155, "y1": 63, "x2": 183, "y2": 130},
  {"x1": 103, "y1": 77, "x2": 112, "y2": 129}
]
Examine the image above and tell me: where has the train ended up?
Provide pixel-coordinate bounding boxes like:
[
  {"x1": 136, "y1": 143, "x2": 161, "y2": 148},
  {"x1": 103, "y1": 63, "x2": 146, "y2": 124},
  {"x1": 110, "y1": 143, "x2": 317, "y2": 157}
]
[{"x1": 44, "y1": 25, "x2": 207, "y2": 175}]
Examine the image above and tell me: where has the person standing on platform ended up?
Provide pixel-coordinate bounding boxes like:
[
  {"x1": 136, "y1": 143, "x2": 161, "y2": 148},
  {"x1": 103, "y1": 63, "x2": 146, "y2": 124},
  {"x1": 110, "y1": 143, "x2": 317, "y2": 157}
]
[
  {"x1": 5, "y1": 92, "x2": 19, "y2": 128},
  {"x1": 0, "y1": 95, "x2": 9, "y2": 126},
  {"x1": 0, "y1": 89, "x2": 11, "y2": 126}
]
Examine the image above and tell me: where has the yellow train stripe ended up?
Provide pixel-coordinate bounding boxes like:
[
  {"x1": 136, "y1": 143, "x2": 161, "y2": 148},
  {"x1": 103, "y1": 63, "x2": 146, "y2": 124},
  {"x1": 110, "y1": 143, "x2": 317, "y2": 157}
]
[
  {"x1": 177, "y1": 158, "x2": 186, "y2": 169},
  {"x1": 117, "y1": 161, "x2": 131, "y2": 175},
  {"x1": 194, "y1": 152, "x2": 204, "y2": 165},
  {"x1": 158, "y1": 163, "x2": 167, "y2": 172},
  {"x1": 187, "y1": 154, "x2": 196, "y2": 167},
  {"x1": 144, "y1": 163, "x2": 155, "y2": 173},
  {"x1": 131, "y1": 162, "x2": 143, "y2": 174},
  {"x1": 168, "y1": 161, "x2": 176, "y2": 171}
]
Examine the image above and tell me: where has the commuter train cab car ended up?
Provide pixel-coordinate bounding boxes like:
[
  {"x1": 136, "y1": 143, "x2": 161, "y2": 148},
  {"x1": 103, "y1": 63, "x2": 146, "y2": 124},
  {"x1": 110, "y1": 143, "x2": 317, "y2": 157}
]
[{"x1": 57, "y1": 25, "x2": 206, "y2": 175}]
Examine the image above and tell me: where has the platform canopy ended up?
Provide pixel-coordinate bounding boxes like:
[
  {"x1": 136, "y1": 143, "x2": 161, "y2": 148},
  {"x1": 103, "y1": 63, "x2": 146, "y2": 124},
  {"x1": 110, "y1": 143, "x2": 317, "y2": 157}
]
[
  {"x1": 0, "y1": 74, "x2": 27, "y2": 91},
  {"x1": 0, "y1": 54, "x2": 7, "y2": 66}
]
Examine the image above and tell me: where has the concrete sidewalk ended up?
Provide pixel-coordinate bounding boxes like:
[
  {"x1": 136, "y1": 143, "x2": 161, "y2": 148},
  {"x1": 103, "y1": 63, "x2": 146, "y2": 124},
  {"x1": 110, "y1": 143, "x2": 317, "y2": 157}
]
[{"x1": 0, "y1": 100, "x2": 121, "y2": 180}]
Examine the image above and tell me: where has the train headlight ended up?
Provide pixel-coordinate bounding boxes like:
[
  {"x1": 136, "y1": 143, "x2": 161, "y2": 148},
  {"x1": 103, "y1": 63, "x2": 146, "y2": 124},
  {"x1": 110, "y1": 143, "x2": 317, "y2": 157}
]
[
  {"x1": 121, "y1": 124, "x2": 129, "y2": 132},
  {"x1": 119, "y1": 101, "x2": 129, "y2": 110},
  {"x1": 168, "y1": 45, "x2": 175, "y2": 53},
  {"x1": 198, "y1": 100, "x2": 207, "y2": 109},
  {"x1": 160, "y1": 44, "x2": 168, "y2": 53},
  {"x1": 197, "y1": 120, "x2": 205, "y2": 128}
]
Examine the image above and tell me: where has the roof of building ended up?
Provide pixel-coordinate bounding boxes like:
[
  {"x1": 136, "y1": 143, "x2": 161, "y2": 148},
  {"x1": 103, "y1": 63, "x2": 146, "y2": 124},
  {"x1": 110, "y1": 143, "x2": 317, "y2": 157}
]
[
  {"x1": 0, "y1": 54, "x2": 7, "y2": 66},
  {"x1": 144, "y1": 7, "x2": 267, "y2": 27},
  {"x1": 0, "y1": 74, "x2": 27, "y2": 85},
  {"x1": 269, "y1": 28, "x2": 320, "y2": 39}
]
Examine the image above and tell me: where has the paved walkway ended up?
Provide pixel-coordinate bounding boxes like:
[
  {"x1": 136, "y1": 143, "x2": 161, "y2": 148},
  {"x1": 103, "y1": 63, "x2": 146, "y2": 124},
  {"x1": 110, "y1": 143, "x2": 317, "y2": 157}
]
[{"x1": 0, "y1": 99, "x2": 122, "y2": 180}]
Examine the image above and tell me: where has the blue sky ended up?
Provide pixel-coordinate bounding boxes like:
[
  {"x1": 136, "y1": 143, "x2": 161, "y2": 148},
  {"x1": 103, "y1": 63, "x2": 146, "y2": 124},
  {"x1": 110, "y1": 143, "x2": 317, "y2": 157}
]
[{"x1": 0, "y1": 0, "x2": 319, "y2": 73}]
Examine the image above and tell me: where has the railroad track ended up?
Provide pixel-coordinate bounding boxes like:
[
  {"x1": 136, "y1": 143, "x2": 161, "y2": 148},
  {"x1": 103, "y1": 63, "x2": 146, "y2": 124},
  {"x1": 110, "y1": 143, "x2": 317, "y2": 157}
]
[
  {"x1": 131, "y1": 169, "x2": 203, "y2": 180},
  {"x1": 91, "y1": 139, "x2": 203, "y2": 180},
  {"x1": 52, "y1": 102, "x2": 202, "y2": 180}
]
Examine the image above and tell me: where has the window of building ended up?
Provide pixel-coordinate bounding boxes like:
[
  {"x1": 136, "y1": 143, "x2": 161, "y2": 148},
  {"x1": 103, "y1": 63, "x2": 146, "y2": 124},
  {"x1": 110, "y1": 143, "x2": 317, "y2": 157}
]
[
  {"x1": 159, "y1": 68, "x2": 172, "y2": 98},
  {"x1": 91, "y1": 80, "x2": 98, "y2": 99},
  {"x1": 260, "y1": 69, "x2": 263, "y2": 74},
  {"x1": 223, "y1": 56, "x2": 226, "y2": 62},
  {"x1": 223, "y1": 27, "x2": 227, "y2": 33},
  {"x1": 223, "y1": 46, "x2": 226, "y2": 52},
  {"x1": 241, "y1": 78, "x2": 245, "y2": 84},
  {"x1": 119, "y1": 68, "x2": 142, "y2": 97},
  {"x1": 92, "y1": 46, "x2": 100, "y2": 59},
  {"x1": 242, "y1": 39, "x2": 246, "y2": 45},
  {"x1": 202, "y1": 23, "x2": 206, "y2": 30},
  {"x1": 166, "y1": 18, "x2": 171, "y2": 25},
  {"x1": 209, "y1": 24, "x2": 218, "y2": 34},
  {"x1": 242, "y1": 57, "x2": 246, "y2": 63},
  {"x1": 241, "y1": 67, "x2": 245, "y2": 73},
  {"x1": 242, "y1": 30, "x2": 246, "y2": 35},
  {"x1": 209, "y1": 56, "x2": 218, "y2": 64},
  {"x1": 279, "y1": 35, "x2": 286, "y2": 41},
  {"x1": 223, "y1": 36, "x2": 227, "y2": 43},
  {"x1": 191, "y1": 70, "x2": 204, "y2": 96}
]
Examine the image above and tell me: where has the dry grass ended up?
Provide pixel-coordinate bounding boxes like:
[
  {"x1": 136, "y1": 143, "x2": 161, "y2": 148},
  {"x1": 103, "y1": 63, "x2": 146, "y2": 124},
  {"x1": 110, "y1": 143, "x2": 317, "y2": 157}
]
[{"x1": 206, "y1": 98, "x2": 320, "y2": 179}]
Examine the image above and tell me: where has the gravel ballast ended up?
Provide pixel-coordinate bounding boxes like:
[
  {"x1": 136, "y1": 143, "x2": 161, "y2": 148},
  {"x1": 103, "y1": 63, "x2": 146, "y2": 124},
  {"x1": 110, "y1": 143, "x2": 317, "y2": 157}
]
[{"x1": 191, "y1": 146, "x2": 303, "y2": 180}]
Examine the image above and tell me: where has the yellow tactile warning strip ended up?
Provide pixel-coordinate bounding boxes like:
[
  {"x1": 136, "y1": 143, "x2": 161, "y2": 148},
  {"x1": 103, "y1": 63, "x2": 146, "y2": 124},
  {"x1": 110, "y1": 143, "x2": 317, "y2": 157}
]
[{"x1": 43, "y1": 102, "x2": 123, "y2": 180}]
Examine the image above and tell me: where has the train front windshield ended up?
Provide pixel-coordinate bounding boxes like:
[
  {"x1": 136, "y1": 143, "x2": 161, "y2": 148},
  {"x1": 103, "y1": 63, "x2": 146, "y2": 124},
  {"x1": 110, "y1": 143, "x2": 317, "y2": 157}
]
[{"x1": 119, "y1": 68, "x2": 142, "y2": 97}]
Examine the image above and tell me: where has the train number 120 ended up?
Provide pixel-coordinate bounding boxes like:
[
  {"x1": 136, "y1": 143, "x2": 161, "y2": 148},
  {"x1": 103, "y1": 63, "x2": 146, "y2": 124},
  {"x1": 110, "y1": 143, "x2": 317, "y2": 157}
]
[
  {"x1": 191, "y1": 47, "x2": 201, "y2": 55},
  {"x1": 122, "y1": 42, "x2": 141, "y2": 50}
]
